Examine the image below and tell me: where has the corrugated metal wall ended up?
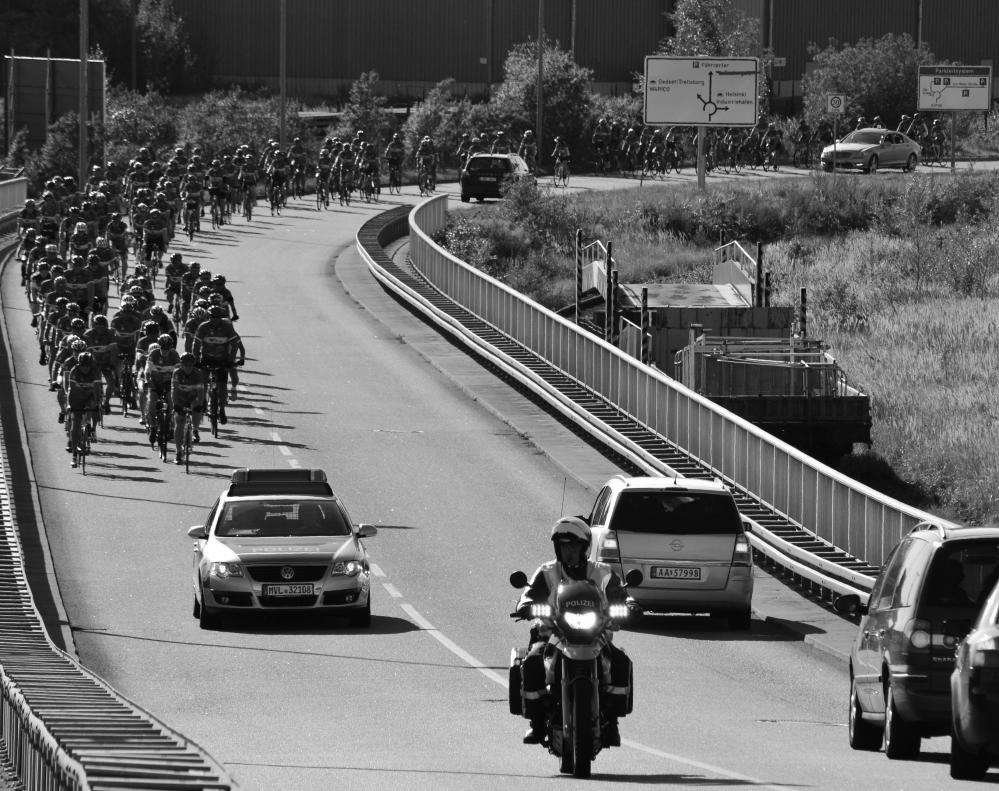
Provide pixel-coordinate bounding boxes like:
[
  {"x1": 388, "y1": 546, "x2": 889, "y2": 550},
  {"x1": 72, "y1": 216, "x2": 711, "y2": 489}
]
[{"x1": 922, "y1": 0, "x2": 999, "y2": 92}]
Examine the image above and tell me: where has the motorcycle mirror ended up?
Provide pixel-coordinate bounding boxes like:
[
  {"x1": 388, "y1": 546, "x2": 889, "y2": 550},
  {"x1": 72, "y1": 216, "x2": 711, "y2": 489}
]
[
  {"x1": 509, "y1": 571, "x2": 528, "y2": 589},
  {"x1": 624, "y1": 569, "x2": 644, "y2": 587}
]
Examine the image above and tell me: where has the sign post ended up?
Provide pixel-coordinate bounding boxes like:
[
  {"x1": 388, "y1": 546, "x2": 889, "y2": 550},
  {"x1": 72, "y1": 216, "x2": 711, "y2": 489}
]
[
  {"x1": 826, "y1": 94, "x2": 846, "y2": 174},
  {"x1": 918, "y1": 65, "x2": 992, "y2": 171},
  {"x1": 644, "y1": 56, "x2": 759, "y2": 190}
]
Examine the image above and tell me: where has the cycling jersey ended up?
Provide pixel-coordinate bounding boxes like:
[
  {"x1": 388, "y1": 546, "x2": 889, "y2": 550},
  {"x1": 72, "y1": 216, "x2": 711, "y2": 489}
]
[
  {"x1": 164, "y1": 262, "x2": 187, "y2": 293},
  {"x1": 194, "y1": 319, "x2": 240, "y2": 364},
  {"x1": 84, "y1": 327, "x2": 119, "y2": 368},
  {"x1": 171, "y1": 367, "x2": 205, "y2": 409},
  {"x1": 65, "y1": 363, "x2": 102, "y2": 408},
  {"x1": 110, "y1": 311, "x2": 143, "y2": 354},
  {"x1": 384, "y1": 143, "x2": 405, "y2": 163},
  {"x1": 146, "y1": 347, "x2": 180, "y2": 391}
]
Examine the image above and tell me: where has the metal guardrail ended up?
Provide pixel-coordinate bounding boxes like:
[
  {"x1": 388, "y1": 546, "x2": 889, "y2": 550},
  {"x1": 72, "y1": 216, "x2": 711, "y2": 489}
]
[
  {"x1": 405, "y1": 195, "x2": 960, "y2": 586},
  {"x1": 0, "y1": 240, "x2": 235, "y2": 790},
  {"x1": 0, "y1": 180, "x2": 28, "y2": 218}
]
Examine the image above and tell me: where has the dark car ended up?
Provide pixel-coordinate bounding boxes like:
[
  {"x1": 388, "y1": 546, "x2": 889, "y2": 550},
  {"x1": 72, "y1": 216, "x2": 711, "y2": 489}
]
[
  {"x1": 459, "y1": 154, "x2": 533, "y2": 202},
  {"x1": 835, "y1": 523, "x2": 999, "y2": 759},
  {"x1": 950, "y1": 575, "x2": 999, "y2": 779}
]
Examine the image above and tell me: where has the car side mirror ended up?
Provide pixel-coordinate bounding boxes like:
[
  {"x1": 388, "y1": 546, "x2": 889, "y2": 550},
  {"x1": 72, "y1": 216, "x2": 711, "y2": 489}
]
[
  {"x1": 833, "y1": 593, "x2": 868, "y2": 617},
  {"x1": 510, "y1": 570, "x2": 528, "y2": 589},
  {"x1": 624, "y1": 569, "x2": 644, "y2": 587},
  {"x1": 356, "y1": 523, "x2": 377, "y2": 538},
  {"x1": 187, "y1": 525, "x2": 207, "y2": 540}
]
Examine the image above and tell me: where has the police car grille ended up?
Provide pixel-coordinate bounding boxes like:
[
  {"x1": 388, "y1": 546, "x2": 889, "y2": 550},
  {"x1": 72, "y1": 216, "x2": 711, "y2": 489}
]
[{"x1": 246, "y1": 564, "x2": 327, "y2": 582}]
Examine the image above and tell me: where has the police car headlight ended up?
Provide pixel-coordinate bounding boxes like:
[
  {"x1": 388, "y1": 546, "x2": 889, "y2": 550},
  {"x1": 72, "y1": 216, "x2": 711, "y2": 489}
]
[
  {"x1": 563, "y1": 611, "x2": 599, "y2": 631},
  {"x1": 210, "y1": 561, "x2": 243, "y2": 579},
  {"x1": 332, "y1": 560, "x2": 364, "y2": 577}
]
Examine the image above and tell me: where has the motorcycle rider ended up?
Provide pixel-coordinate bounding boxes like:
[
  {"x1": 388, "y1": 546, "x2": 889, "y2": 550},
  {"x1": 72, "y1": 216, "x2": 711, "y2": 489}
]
[{"x1": 515, "y1": 516, "x2": 636, "y2": 747}]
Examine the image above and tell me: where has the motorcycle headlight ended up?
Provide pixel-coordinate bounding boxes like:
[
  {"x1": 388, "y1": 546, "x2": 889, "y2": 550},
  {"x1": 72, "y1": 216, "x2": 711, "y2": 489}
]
[
  {"x1": 209, "y1": 561, "x2": 243, "y2": 579},
  {"x1": 563, "y1": 611, "x2": 599, "y2": 631},
  {"x1": 331, "y1": 560, "x2": 364, "y2": 577}
]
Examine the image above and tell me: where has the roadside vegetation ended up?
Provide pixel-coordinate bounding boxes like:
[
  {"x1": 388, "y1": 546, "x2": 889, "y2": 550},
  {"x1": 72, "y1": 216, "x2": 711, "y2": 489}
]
[{"x1": 438, "y1": 172, "x2": 999, "y2": 525}]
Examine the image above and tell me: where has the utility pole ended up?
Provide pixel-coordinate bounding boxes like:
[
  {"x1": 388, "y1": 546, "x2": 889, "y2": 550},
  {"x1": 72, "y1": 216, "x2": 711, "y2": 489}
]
[
  {"x1": 536, "y1": 0, "x2": 543, "y2": 160},
  {"x1": 79, "y1": 0, "x2": 89, "y2": 189},
  {"x1": 131, "y1": 0, "x2": 138, "y2": 90},
  {"x1": 279, "y1": 0, "x2": 287, "y2": 148}
]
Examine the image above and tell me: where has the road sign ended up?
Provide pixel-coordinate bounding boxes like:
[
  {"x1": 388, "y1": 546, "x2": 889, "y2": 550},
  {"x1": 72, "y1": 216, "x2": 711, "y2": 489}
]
[
  {"x1": 644, "y1": 56, "x2": 759, "y2": 127},
  {"x1": 827, "y1": 94, "x2": 846, "y2": 114},
  {"x1": 918, "y1": 65, "x2": 992, "y2": 111}
]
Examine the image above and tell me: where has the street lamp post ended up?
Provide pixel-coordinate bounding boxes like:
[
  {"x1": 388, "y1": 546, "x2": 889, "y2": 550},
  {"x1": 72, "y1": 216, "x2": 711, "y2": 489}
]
[
  {"x1": 79, "y1": 0, "x2": 89, "y2": 189},
  {"x1": 536, "y1": 0, "x2": 543, "y2": 164},
  {"x1": 279, "y1": 0, "x2": 287, "y2": 148}
]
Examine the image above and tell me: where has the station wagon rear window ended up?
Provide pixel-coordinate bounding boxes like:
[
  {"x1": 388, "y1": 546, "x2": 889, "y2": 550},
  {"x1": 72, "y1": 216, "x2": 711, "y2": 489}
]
[
  {"x1": 216, "y1": 500, "x2": 351, "y2": 538},
  {"x1": 609, "y1": 491, "x2": 742, "y2": 535},
  {"x1": 466, "y1": 157, "x2": 512, "y2": 173},
  {"x1": 919, "y1": 540, "x2": 999, "y2": 614}
]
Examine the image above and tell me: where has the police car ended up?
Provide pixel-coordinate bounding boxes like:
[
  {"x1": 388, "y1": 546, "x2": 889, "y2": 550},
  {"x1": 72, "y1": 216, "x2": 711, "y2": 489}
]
[{"x1": 187, "y1": 468, "x2": 377, "y2": 629}]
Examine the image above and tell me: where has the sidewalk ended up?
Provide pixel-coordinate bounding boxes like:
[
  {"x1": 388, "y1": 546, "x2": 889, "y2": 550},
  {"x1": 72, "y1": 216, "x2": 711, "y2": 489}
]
[{"x1": 343, "y1": 235, "x2": 859, "y2": 667}]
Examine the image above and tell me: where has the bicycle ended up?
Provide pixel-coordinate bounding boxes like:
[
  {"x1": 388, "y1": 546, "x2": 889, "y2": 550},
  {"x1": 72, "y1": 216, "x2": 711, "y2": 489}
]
[
  {"x1": 269, "y1": 180, "x2": 284, "y2": 216},
  {"x1": 149, "y1": 392, "x2": 171, "y2": 462},
  {"x1": 315, "y1": 174, "x2": 330, "y2": 210},
  {"x1": 203, "y1": 364, "x2": 228, "y2": 439},
  {"x1": 242, "y1": 185, "x2": 255, "y2": 222},
  {"x1": 292, "y1": 165, "x2": 307, "y2": 200},
  {"x1": 338, "y1": 170, "x2": 354, "y2": 207},
  {"x1": 553, "y1": 158, "x2": 570, "y2": 188},
  {"x1": 387, "y1": 163, "x2": 403, "y2": 195},
  {"x1": 69, "y1": 408, "x2": 99, "y2": 472},
  {"x1": 361, "y1": 170, "x2": 378, "y2": 203},
  {"x1": 183, "y1": 204, "x2": 199, "y2": 241},
  {"x1": 145, "y1": 240, "x2": 163, "y2": 286},
  {"x1": 792, "y1": 140, "x2": 814, "y2": 169},
  {"x1": 417, "y1": 162, "x2": 434, "y2": 197},
  {"x1": 116, "y1": 355, "x2": 137, "y2": 416},
  {"x1": 210, "y1": 195, "x2": 223, "y2": 229},
  {"x1": 179, "y1": 406, "x2": 195, "y2": 473}
]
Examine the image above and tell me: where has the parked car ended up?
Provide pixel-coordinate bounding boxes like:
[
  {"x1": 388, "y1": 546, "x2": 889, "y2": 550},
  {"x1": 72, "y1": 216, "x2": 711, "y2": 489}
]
[
  {"x1": 950, "y1": 575, "x2": 999, "y2": 779},
  {"x1": 459, "y1": 153, "x2": 533, "y2": 202},
  {"x1": 583, "y1": 475, "x2": 753, "y2": 629},
  {"x1": 187, "y1": 468, "x2": 377, "y2": 629},
  {"x1": 820, "y1": 128, "x2": 921, "y2": 174},
  {"x1": 835, "y1": 523, "x2": 999, "y2": 759}
]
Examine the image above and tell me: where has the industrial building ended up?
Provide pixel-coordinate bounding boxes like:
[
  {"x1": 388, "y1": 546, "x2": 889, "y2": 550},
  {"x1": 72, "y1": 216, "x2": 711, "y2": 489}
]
[{"x1": 173, "y1": 0, "x2": 999, "y2": 105}]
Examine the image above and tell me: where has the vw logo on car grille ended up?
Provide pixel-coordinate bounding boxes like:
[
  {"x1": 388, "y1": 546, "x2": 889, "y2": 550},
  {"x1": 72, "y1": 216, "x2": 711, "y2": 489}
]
[
  {"x1": 280, "y1": 566, "x2": 295, "y2": 580},
  {"x1": 670, "y1": 539, "x2": 684, "y2": 552}
]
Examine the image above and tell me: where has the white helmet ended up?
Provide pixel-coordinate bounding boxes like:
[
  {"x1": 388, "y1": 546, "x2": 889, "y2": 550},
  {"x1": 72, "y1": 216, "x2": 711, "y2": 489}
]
[{"x1": 551, "y1": 516, "x2": 591, "y2": 548}]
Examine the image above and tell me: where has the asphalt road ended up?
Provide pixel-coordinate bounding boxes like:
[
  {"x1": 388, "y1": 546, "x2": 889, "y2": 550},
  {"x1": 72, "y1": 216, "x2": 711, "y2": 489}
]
[{"x1": 2, "y1": 175, "x2": 996, "y2": 790}]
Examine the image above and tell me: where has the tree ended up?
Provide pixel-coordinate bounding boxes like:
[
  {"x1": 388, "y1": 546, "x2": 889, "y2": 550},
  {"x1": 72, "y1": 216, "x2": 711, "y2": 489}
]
[
  {"x1": 135, "y1": 0, "x2": 199, "y2": 92},
  {"x1": 490, "y1": 39, "x2": 593, "y2": 154},
  {"x1": 659, "y1": 0, "x2": 762, "y2": 58},
  {"x1": 801, "y1": 34, "x2": 938, "y2": 126},
  {"x1": 332, "y1": 72, "x2": 395, "y2": 147},
  {"x1": 402, "y1": 78, "x2": 475, "y2": 160}
]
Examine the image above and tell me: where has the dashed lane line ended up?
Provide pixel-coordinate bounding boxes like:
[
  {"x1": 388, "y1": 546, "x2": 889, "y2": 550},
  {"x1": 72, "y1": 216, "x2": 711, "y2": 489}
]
[
  {"x1": 399, "y1": 602, "x2": 507, "y2": 687},
  {"x1": 381, "y1": 582, "x2": 403, "y2": 599}
]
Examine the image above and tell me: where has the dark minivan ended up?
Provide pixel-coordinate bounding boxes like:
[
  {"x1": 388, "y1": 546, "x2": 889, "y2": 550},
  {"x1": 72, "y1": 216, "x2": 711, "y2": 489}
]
[
  {"x1": 459, "y1": 154, "x2": 532, "y2": 202},
  {"x1": 836, "y1": 523, "x2": 999, "y2": 760}
]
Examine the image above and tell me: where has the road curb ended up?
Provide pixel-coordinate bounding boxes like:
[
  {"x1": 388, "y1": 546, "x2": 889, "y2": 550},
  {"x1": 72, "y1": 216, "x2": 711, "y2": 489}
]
[
  {"x1": 0, "y1": 239, "x2": 78, "y2": 658},
  {"x1": 754, "y1": 612, "x2": 851, "y2": 666}
]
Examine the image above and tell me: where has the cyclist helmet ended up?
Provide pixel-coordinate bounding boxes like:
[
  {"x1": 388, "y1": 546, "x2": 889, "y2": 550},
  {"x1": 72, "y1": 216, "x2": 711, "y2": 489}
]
[
  {"x1": 193, "y1": 147, "x2": 203, "y2": 156},
  {"x1": 209, "y1": 292, "x2": 223, "y2": 305},
  {"x1": 157, "y1": 333, "x2": 174, "y2": 350},
  {"x1": 76, "y1": 352, "x2": 93, "y2": 366},
  {"x1": 211, "y1": 159, "x2": 220, "y2": 167},
  {"x1": 143, "y1": 321, "x2": 159, "y2": 333},
  {"x1": 471, "y1": 137, "x2": 481, "y2": 144},
  {"x1": 932, "y1": 118, "x2": 941, "y2": 126},
  {"x1": 391, "y1": 132, "x2": 400, "y2": 141},
  {"x1": 74, "y1": 221, "x2": 87, "y2": 233},
  {"x1": 524, "y1": 130, "x2": 533, "y2": 137},
  {"x1": 55, "y1": 296, "x2": 70, "y2": 306},
  {"x1": 293, "y1": 137, "x2": 301, "y2": 144},
  {"x1": 187, "y1": 164, "x2": 196, "y2": 172},
  {"x1": 180, "y1": 352, "x2": 195, "y2": 364},
  {"x1": 71, "y1": 339, "x2": 87, "y2": 352},
  {"x1": 136, "y1": 202, "x2": 148, "y2": 212},
  {"x1": 67, "y1": 302, "x2": 81, "y2": 312},
  {"x1": 170, "y1": 252, "x2": 183, "y2": 263},
  {"x1": 208, "y1": 306, "x2": 226, "y2": 319},
  {"x1": 70, "y1": 319, "x2": 86, "y2": 333},
  {"x1": 356, "y1": 130, "x2": 365, "y2": 138},
  {"x1": 149, "y1": 208, "x2": 162, "y2": 216},
  {"x1": 150, "y1": 305, "x2": 165, "y2": 316},
  {"x1": 496, "y1": 131, "x2": 504, "y2": 137},
  {"x1": 120, "y1": 298, "x2": 136, "y2": 309},
  {"x1": 198, "y1": 269, "x2": 212, "y2": 280},
  {"x1": 24, "y1": 198, "x2": 35, "y2": 207},
  {"x1": 190, "y1": 261, "x2": 201, "y2": 271},
  {"x1": 96, "y1": 237, "x2": 109, "y2": 248},
  {"x1": 190, "y1": 306, "x2": 208, "y2": 319},
  {"x1": 111, "y1": 212, "x2": 121, "y2": 221},
  {"x1": 93, "y1": 314, "x2": 108, "y2": 326}
]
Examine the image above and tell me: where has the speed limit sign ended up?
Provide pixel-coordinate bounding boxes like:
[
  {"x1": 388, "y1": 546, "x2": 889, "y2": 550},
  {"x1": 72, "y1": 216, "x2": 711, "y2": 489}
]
[{"x1": 827, "y1": 94, "x2": 846, "y2": 114}]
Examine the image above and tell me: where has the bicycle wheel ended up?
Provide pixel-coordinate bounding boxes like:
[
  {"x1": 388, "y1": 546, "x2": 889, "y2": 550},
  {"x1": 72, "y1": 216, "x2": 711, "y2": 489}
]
[
  {"x1": 209, "y1": 380, "x2": 219, "y2": 438},
  {"x1": 184, "y1": 417, "x2": 193, "y2": 474},
  {"x1": 157, "y1": 403, "x2": 170, "y2": 462}
]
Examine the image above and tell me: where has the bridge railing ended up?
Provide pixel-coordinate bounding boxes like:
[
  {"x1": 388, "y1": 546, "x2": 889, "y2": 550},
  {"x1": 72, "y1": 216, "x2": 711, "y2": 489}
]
[
  {"x1": 0, "y1": 178, "x2": 28, "y2": 217},
  {"x1": 410, "y1": 195, "x2": 955, "y2": 570}
]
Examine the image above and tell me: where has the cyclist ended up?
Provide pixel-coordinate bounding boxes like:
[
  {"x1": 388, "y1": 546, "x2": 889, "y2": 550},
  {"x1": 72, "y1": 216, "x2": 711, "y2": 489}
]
[
  {"x1": 854, "y1": 115, "x2": 868, "y2": 131},
  {"x1": 384, "y1": 133, "x2": 406, "y2": 177},
  {"x1": 135, "y1": 320, "x2": 161, "y2": 424},
  {"x1": 620, "y1": 126, "x2": 641, "y2": 168},
  {"x1": 163, "y1": 253, "x2": 187, "y2": 318},
  {"x1": 268, "y1": 147, "x2": 290, "y2": 209},
  {"x1": 552, "y1": 136, "x2": 571, "y2": 170},
  {"x1": 206, "y1": 160, "x2": 227, "y2": 225},
  {"x1": 148, "y1": 304, "x2": 176, "y2": 340},
  {"x1": 415, "y1": 136, "x2": 438, "y2": 191},
  {"x1": 142, "y1": 208, "x2": 169, "y2": 267},
  {"x1": 67, "y1": 221, "x2": 92, "y2": 260},
  {"x1": 466, "y1": 136, "x2": 485, "y2": 157},
  {"x1": 871, "y1": 115, "x2": 885, "y2": 129},
  {"x1": 106, "y1": 212, "x2": 129, "y2": 272},
  {"x1": 193, "y1": 306, "x2": 243, "y2": 425},
  {"x1": 64, "y1": 351, "x2": 103, "y2": 466},
  {"x1": 170, "y1": 352, "x2": 206, "y2": 463},
  {"x1": 316, "y1": 146, "x2": 334, "y2": 200},
  {"x1": 209, "y1": 274, "x2": 240, "y2": 322},
  {"x1": 85, "y1": 250, "x2": 111, "y2": 315},
  {"x1": 454, "y1": 132, "x2": 471, "y2": 164},
  {"x1": 144, "y1": 333, "x2": 181, "y2": 447},
  {"x1": 359, "y1": 143, "x2": 380, "y2": 196},
  {"x1": 491, "y1": 131, "x2": 512, "y2": 154},
  {"x1": 53, "y1": 333, "x2": 87, "y2": 404},
  {"x1": 591, "y1": 118, "x2": 611, "y2": 170},
  {"x1": 517, "y1": 130, "x2": 538, "y2": 173},
  {"x1": 110, "y1": 301, "x2": 143, "y2": 410},
  {"x1": 17, "y1": 199, "x2": 40, "y2": 238},
  {"x1": 334, "y1": 144, "x2": 357, "y2": 195},
  {"x1": 182, "y1": 306, "x2": 208, "y2": 354},
  {"x1": 84, "y1": 314, "x2": 118, "y2": 413}
]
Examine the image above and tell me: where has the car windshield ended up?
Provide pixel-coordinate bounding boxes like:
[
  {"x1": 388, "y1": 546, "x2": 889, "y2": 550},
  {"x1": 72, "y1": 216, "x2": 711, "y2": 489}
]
[
  {"x1": 919, "y1": 540, "x2": 999, "y2": 614},
  {"x1": 609, "y1": 491, "x2": 742, "y2": 535},
  {"x1": 215, "y1": 500, "x2": 351, "y2": 538},
  {"x1": 467, "y1": 157, "x2": 511, "y2": 174},
  {"x1": 842, "y1": 131, "x2": 883, "y2": 145}
]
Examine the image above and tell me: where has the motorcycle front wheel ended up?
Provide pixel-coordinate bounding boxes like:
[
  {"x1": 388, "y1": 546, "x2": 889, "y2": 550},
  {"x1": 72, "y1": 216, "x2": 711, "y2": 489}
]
[{"x1": 572, "y1": 677, "x2": 593, "y2": 778}]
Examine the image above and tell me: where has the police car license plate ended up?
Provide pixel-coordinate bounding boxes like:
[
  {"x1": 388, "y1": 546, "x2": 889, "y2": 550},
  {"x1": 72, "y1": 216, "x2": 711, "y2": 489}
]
[
  {"x1": 651, "y1": 566, "x2": 701, "y2": 580},
  {"x1": 480, "y1": 176, "x2": 497, "y2": 182},
  {"x1": 262, "y1": 584, "x2": 314, "y2": 596}
]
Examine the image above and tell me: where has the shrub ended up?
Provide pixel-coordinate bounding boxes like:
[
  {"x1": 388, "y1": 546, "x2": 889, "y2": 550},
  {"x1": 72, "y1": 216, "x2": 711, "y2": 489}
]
[
  {"x1": 330, "y1": 71, "x2": 396, "y2": 145},
  {"x1": 402, "y1": 78, "x2": 475, "y2": 165}
]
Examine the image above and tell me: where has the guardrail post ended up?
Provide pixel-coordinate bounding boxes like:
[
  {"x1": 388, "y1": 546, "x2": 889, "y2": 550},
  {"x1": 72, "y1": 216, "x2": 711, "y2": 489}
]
[
  {"x1": 799, "y1": 287, "x2": 808, "y2": 337},
  {"x1": 610, "y1": 269, "x2": 620, "y2": 344},
  {"x1": 755, "y1": 242, "x2": 764, "y2": 307},
  {"x1": 604, "y1": 241, "x2": 613, "y2": 341},
  {"x1": 640, "y1": 286, "x2": 649, "y2": 364},
  {"x1": 574, "y1": 228, "x2": 582, "y2": 324}
]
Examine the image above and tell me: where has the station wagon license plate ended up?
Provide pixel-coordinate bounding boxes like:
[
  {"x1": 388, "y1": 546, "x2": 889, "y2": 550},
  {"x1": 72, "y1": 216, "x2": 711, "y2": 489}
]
[
  {"x1": 651, "y1": 566, "x2": 701, "y2": 580},
  {"x1": 479, "y1": 176, "x2": 497, "y2": 182},
  {"x1": 261, "y1": 583, "x2": 314, "y2": 596}
]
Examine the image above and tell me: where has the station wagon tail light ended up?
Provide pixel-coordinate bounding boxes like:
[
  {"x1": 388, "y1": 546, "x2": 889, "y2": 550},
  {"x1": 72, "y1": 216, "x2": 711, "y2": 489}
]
[
  {"x1": 970, "y1": 637, "x2": 999, "y2": 668},
  {"x1": 904, "y1": 619, "x2": 932, "y2": 650},
  {"x1": 598, "y1": 531, "x2": 621, "y2": 563},
  {"x1": 731, "y1": 534, "x2": 752, "y2": 567}
]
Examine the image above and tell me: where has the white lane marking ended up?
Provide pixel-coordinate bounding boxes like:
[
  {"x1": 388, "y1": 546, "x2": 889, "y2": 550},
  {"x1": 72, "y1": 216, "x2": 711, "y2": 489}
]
[
  {"x1": 278, "y1": 446, "x2": 292, "y2": 456},
  {"x1": 381, "y1": 582, "x2": 403, "y2": 598},
  {"x1": 399, "y1": 603, "x2": 507, "y2": 687},
  {"x1": 269, "y1": 431, "x2": 283, "y2": 443},
  {"x1": 395, "y1": 603, "x2": 785, "y2": 790},
  {"x1": 254, "y1": 407, "x2": 265, "y2": 416},
  {"x1": 369, "y1": 563, "x2": 386, "y2": 578},
  {"x1": 287, "y1": 459, "x2": 301, "y2": 469}
]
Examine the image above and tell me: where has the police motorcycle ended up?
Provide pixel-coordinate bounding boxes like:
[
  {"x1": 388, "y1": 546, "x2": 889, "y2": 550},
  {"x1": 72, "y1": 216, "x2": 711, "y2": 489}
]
[{"x1": 508, "y1": 566, "x2": 643, "y2": 778}]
